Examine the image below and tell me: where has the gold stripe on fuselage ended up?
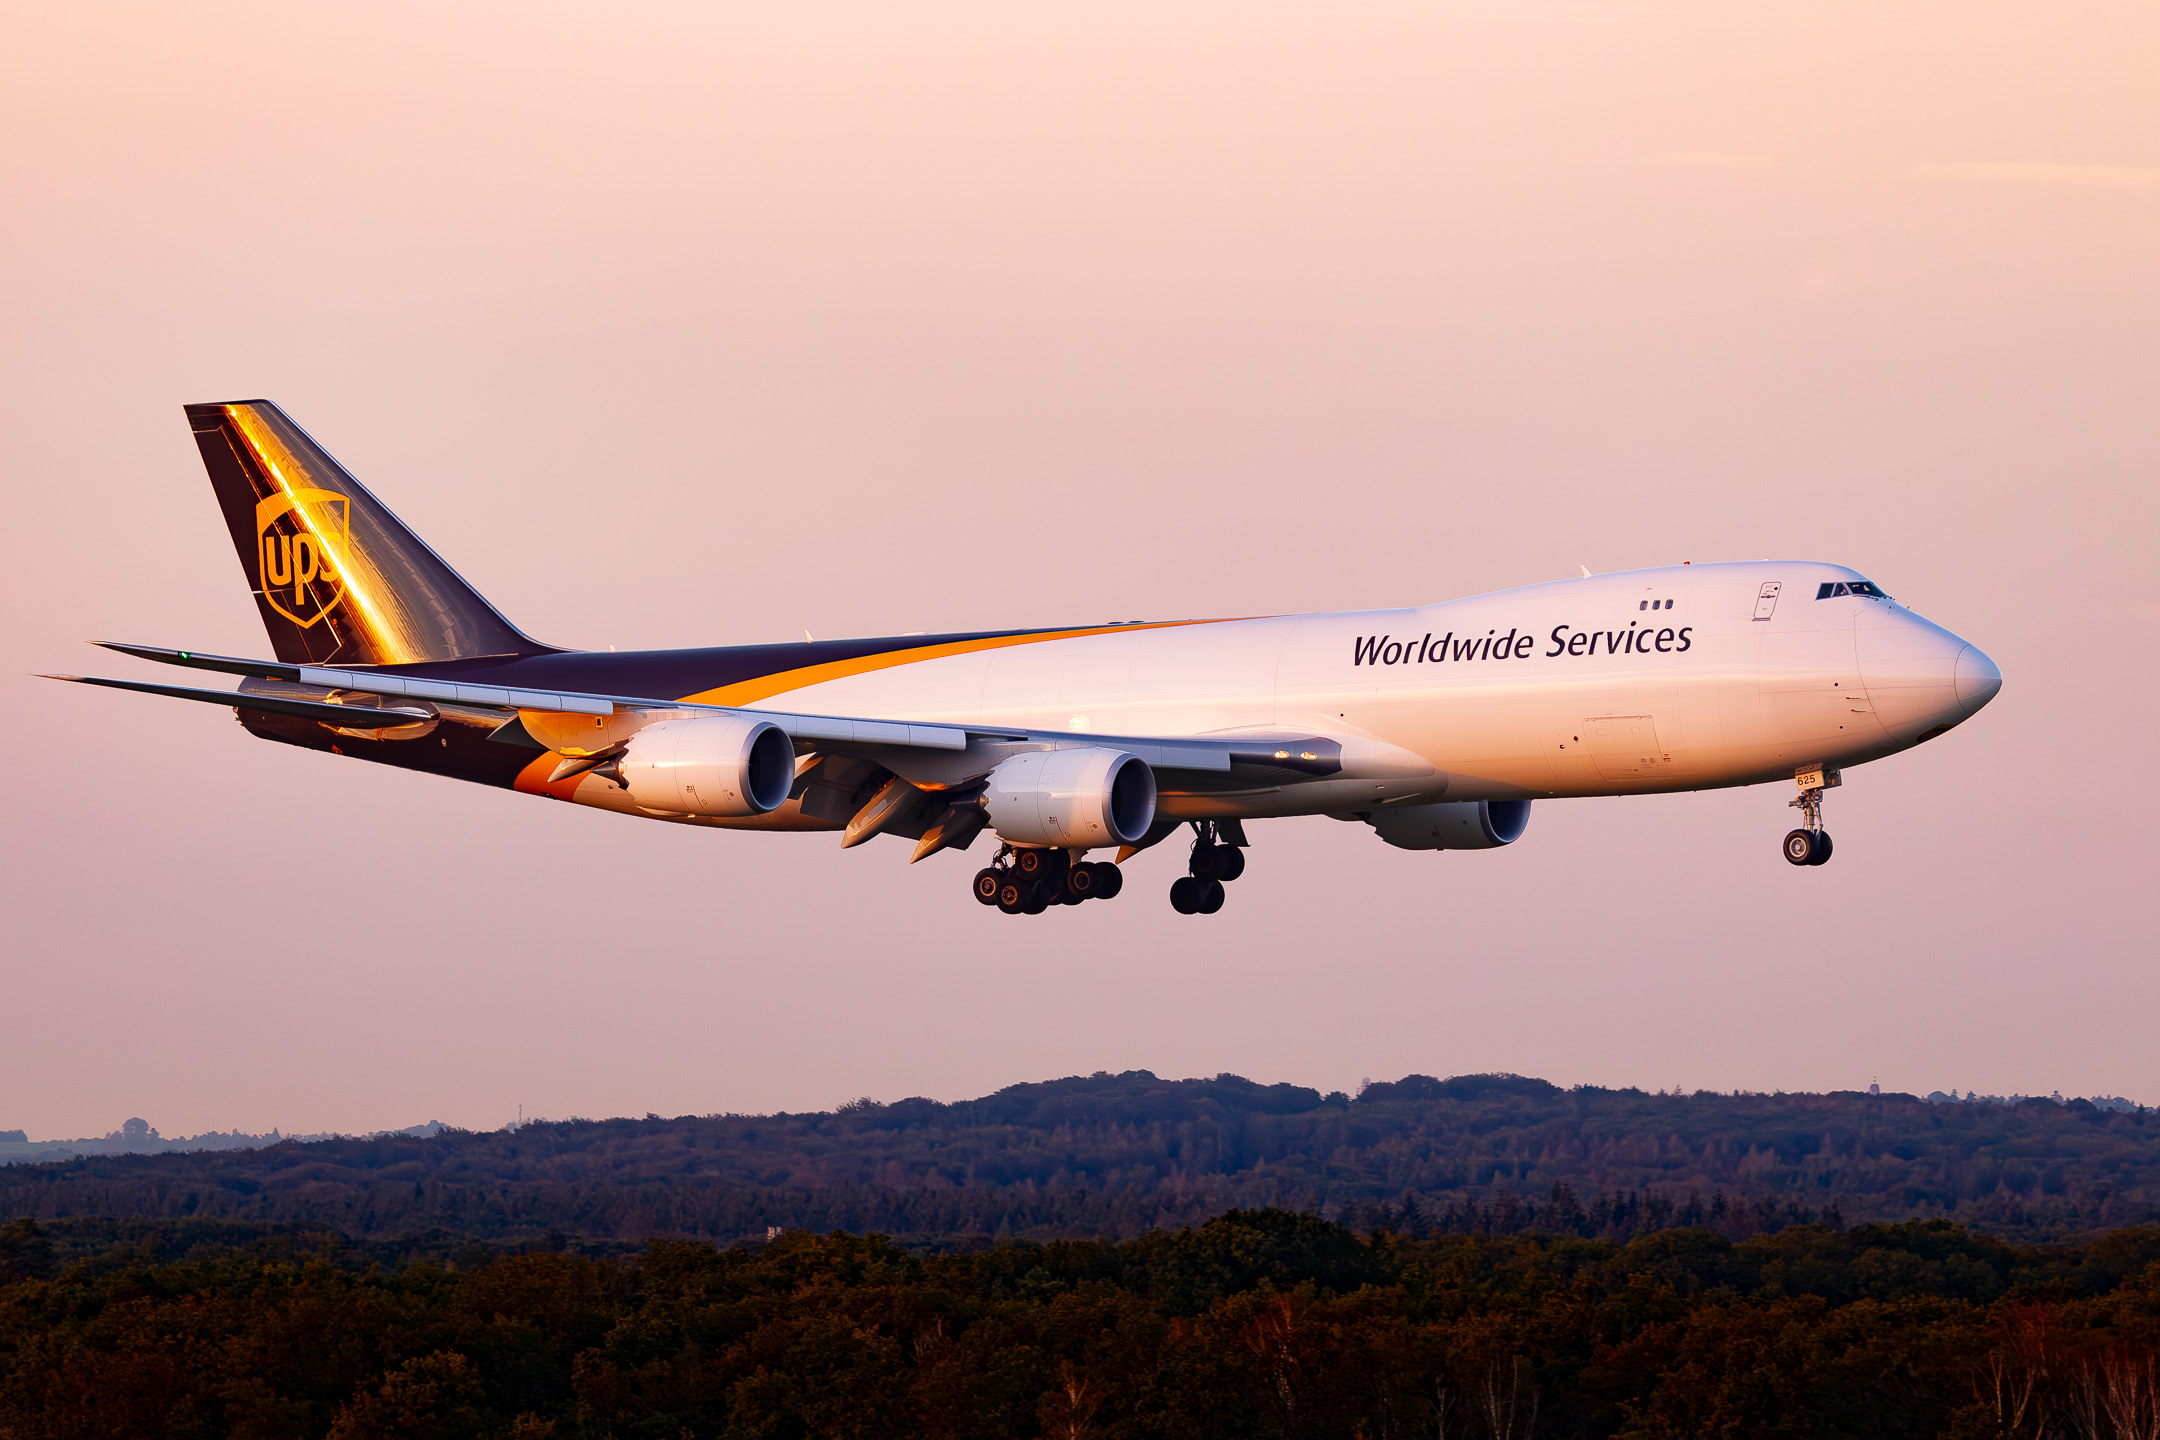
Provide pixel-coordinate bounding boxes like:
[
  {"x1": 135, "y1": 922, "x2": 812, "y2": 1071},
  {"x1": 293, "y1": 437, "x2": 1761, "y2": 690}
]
[
  {"x1": 511, "y1": 618, "x2": 1243, "y2": 800},
  {"x1": 677, "y1": 619, "x2": 1229, "y2": 708}
]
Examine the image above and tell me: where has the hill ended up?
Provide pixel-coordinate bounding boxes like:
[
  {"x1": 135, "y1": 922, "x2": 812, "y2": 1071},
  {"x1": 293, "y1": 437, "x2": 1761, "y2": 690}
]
[{"x1": 5, "y1": 1072, "x2": 2156, "y2": 1250}]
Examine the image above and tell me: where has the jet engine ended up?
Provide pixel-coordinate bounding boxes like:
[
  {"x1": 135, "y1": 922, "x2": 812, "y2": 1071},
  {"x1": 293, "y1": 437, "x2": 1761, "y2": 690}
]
[
  {"x1": 1367, "y1": 799, "x2": 1531, "y2": 851},
  {"x1": 620, "y1": 713, "x2": 796, "y2": 817},
  {"x1": 983, "y1": 747, "x2": 1156, "y2": 849}
]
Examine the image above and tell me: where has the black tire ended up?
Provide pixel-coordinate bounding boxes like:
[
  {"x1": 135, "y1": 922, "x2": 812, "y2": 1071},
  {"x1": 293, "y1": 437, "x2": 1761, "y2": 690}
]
[
  {"x1": 1016, "y1": 849, "x2": 1068, "y2": 885},
  {"x1": 1169, "y1": 876, "x2": 1202, "y2": 914},
  {"x1": 997, "y1": 880, "x2": 1029, "y2": 914},
  {"x1": 1023, "y1": 888, "x2": 1051, "y2": 915},
  {"x1": 1782, "y1": 829, "x2": 1819, "y2": 866},
  {"x1": 973, "y1": 869, "x2": 1003, "y2": 905},
  {"x1": 1215, "y1": 846, "x2": 1246, "y2": 882},
  {"x1": 1807, "y1": 830, "x2": 1834, "y2": 866},
  {"x1": 1189, "y1": 844, "x2": 1222, "y2": 880},
  {"x1": 1092, "y1": 862, "x2": 1124, "y2": 899},
  {"x1": 1065, "y1": 865, "x2": 1097, "y2": 901},
  {"x1": 1195, "y1": 879, "x2": 1226, "y2": 914}
]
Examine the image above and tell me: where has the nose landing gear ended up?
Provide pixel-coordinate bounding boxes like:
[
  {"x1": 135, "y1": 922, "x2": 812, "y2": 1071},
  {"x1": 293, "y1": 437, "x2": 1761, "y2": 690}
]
[{"x1": 1783, "y1": 765, "x2": 1840, "y2": 866}]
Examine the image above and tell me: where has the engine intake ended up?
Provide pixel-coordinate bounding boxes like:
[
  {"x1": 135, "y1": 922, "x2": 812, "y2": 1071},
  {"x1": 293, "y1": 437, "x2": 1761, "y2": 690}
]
[
  {"x1": 621, "y1": 714, "x2": 796, "y2": 817},
  {"x1": 1368, "y1": 799, "x2": 1531, "y2": 851},
  {"x1": 984, "y1": 747, "x2": 1156, "y2": 849}
]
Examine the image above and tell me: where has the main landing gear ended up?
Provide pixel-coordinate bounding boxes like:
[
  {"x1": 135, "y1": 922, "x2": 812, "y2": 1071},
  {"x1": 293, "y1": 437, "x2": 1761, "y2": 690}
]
[
  {"x1": 1170, "y1": 821, "x2": 1247, "y2": 915},
  {"x1": 1783, "y1": 764, "x2": 1840, "y2": 867},
  {"x1": 971, "y1": 845, "x2": 1125, "y2": 916}
]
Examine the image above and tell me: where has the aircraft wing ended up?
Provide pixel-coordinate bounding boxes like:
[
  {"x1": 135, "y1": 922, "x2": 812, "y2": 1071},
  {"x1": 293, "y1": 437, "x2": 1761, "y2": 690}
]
[
  {"x1": 67, "y1": 643, "x2": 1345, "y2": 778},
  {"x1": 41, "y1": 673, "x2": 436, "y2": 731}
]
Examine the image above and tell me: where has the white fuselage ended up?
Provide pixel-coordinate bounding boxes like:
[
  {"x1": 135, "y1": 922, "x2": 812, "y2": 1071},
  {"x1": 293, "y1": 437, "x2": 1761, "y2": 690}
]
[{"x1": 702, "y1": 561, "x2": 1994, "y2": 821}]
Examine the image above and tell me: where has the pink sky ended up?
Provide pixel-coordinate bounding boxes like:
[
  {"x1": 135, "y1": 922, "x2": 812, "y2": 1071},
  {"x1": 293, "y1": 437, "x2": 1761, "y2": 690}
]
[{"x1": 3, "y1": 3, "x2": 2156, "y2": 1139}]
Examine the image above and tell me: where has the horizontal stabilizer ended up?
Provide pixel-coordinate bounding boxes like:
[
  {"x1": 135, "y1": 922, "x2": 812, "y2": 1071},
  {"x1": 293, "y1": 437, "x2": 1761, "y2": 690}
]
[{"x1": 43, "y1": 674, "x2": 435, "y2": 730}]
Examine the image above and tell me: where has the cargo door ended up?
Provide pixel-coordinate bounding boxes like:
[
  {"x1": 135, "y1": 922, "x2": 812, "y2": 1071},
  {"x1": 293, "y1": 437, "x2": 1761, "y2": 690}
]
[{"x1": 1584, "y1": 714, "x2": 1672, "y2": 781}]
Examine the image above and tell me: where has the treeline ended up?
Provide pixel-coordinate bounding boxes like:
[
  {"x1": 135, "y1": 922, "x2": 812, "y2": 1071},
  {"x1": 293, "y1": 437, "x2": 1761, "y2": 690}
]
[
  {"x1": 5, "y1": 1072, "x2": 2157, "y2": 1250},
  {"x1": 3, "y1": 1210, "x2": 2159, "y2": 1438}
]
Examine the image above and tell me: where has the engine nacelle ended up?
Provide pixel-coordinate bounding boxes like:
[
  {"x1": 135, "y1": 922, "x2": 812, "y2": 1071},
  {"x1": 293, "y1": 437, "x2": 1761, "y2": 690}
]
[
  {"x1": 984, "y1": 747, "x2": 1156, "y2": 849},
  {"x1": 620, "y1": 713, "x2": 796, "y2": 817},
  {"x1": 1368, "y1": 799, "x2": 1531, "y2": 851}
]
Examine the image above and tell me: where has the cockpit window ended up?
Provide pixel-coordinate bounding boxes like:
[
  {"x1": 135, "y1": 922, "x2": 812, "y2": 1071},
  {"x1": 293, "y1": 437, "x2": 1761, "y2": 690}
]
[{"x1": 1817, "y1": 580, "x2": 1890, "y2": 600}]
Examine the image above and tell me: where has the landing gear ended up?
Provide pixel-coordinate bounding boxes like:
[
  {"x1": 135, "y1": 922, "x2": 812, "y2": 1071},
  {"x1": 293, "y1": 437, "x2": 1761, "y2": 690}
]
[
  {"x1": 1013, "y1": 847, "x2": 1067, "y2": 887},
  {"x1": 1170, "y1": 822, "x2": 1247, "y2": 914},
  {"x1": 1784, "y1": 766, "x2": 1840, "y2": 867},
  {"x1": 1169, "y1": 876, "x2": 1225, "y2": 914},
  {"x1": 1064, "y1": 861, "x2": 1123, "y2": 902},
  {"x1": 996, "y1": 875, "x2": 1030, "y2": 914},
  {"x1": 1189, "y1": 840, "x2": 1244, "y2": 882},
  {"x1": 974, "y1": 847, "x2": 1126, "y2": 915}
]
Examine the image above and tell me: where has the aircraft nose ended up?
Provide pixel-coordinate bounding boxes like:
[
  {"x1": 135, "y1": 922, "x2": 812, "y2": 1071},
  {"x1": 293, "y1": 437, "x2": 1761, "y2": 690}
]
[
  {"x1": 1954, "y1": 644, "x2": 2002, "y2": 717},
  {"x1": 1853, "y1": 604, "x2": 1986, "y2": 743}
]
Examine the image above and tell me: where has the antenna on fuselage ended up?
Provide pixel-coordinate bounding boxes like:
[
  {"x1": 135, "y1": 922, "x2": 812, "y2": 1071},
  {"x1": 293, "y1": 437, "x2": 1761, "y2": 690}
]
[{"x1": 1578, "y1": 564, "x2": 1592, "y2": 578}]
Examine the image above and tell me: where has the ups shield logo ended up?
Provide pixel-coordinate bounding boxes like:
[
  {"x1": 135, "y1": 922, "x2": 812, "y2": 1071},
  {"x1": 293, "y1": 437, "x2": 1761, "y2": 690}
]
[{"x1": 255, "y1": 489, "x2": 351, "y2": 628}]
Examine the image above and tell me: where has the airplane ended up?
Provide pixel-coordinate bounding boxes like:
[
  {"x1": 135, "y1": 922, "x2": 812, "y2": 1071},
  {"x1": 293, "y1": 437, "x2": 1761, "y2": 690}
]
[{"x1": 47, "y1": 400, "x2": 2002, "y2": 916}]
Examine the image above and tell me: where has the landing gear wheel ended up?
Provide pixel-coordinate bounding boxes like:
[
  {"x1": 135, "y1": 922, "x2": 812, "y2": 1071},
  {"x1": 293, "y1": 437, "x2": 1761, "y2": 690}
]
[
  {"x1": 973, "y1": 869, "x2": 1004, "y2": 905},
  {"x1": 1169, "y1": 876, "x2": 1203, "y2": 914},
  {"x1": 996, "y1": 879, "x2": 1029, "y2": 914},
  {"x1": 1022, "y1": 887, "x2": 1052, "y2": 915},
  {"x1": 1189, "y1": 844, "x2": 1224, "y2": 881},
  {"x1": 1195, "y1": 879, "x2": 1226, "y2": 914},
  {"x1": 1215, "y1": 846, "x2": 1246, "y2": 882},
  {"x1": 1785, "y1": 771, "x2": 1839, "y2": 869},
  {"x1": 1064, "y1": 864, "x2": 1099, "y2": 902},
  {"x1": 1015, "y1": 849, "x2": 1067, "y2": 885},
  {"x1": 1091, "y1": 862, "x2": 1124, "y2": 899}
]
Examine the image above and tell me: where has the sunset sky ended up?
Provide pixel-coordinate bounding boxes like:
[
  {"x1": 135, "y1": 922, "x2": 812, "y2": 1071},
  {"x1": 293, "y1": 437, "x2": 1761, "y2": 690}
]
[{"x1": 2, "y1": 2, "x2": 2155, "y2": 1140}]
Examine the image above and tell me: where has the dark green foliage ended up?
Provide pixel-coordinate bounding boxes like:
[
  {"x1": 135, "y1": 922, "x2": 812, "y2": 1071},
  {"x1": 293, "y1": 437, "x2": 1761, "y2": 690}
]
[
  {"x1": 4, "y1": 1214, "x2": 2159, "y2": 1438},
  {"x1": 5, "y1": 1073, "x2": 2156, "y2": 1253}
]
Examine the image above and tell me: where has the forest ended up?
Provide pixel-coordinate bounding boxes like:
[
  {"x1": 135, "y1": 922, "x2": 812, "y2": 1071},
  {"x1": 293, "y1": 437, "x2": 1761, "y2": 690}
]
[
  {"x1": 5, "y1": 1073, "x2": 2156, "y2": 1252},
  {"x1": 3, "y1": 1207, "x2": 2158, "y2": 1438}
]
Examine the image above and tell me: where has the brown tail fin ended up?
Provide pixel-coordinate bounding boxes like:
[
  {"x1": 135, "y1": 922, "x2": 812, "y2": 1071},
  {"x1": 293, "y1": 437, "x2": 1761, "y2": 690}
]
[{"x1": 186, "y1": 400, "x2": 550, "y2": 666}]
